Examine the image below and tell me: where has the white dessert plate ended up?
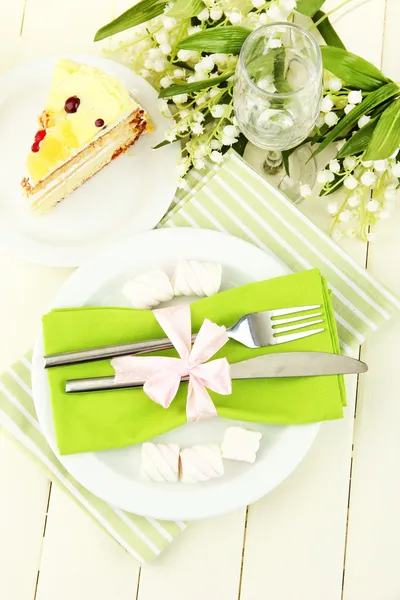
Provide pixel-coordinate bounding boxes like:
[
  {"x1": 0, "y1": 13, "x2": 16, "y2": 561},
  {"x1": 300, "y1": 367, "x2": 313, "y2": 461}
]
[
  {"x1": 32, "y1": 228, "x2": 320, "y2": 520},
  {"x1": 0, "y1": 54, "x2": 179, "y2": 266}
]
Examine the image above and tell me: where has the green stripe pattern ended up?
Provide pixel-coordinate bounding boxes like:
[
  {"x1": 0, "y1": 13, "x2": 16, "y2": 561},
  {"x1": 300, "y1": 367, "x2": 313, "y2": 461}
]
[
  {"x1": 163, "y1": 150, "x2": 399, "y2": 353},
  {"x1": 0, "y1": 150, "x2": 398, "y2": 564}
]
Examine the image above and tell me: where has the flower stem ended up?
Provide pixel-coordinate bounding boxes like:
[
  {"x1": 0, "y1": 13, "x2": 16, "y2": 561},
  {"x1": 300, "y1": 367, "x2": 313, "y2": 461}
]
[{"x1": 310, "y1": 0, "x2": 356, "y2": 30}]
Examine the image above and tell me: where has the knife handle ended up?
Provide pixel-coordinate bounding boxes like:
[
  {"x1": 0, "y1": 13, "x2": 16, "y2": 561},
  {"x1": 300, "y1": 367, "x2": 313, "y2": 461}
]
[
  {"x1": 66, "y1": 375, "x2": 190, "y2": 393},
  {"x1": 44, "y1": 337, "x2": 176, "y2": 368}
]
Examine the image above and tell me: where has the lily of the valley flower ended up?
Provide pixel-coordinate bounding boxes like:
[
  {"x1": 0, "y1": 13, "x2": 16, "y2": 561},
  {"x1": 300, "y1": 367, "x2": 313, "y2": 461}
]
[
  {"x1": 358, "y1": 115, "x2": 371, "y2": 128},
  {"x1": 343, "y1": 175, "x2": 358, "y2": 190},
  {"x1": 300, "y1": 184, "x2": 312, "y2": 198},
  {"x1": 328, "y1": 77, "x2": 342, "y2": 91},
  {"x1": 329, "y1": 159, "x2": 341, "y2": 173},
  {"x1": 348, "y1": 90, "x2": 363, "y2": 104},
  {"x1": 324, "y1": 112, "x2": 339, "y2": 127}
]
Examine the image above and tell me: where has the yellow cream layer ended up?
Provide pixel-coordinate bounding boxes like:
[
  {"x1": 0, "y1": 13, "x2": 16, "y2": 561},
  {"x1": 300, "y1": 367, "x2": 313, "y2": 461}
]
[
  {"x1": 26, "y1": 59, "x2": 138, "y2": 184},
  {"x1": 28, "y1": 111, "x2": 147, "y2": 214}
]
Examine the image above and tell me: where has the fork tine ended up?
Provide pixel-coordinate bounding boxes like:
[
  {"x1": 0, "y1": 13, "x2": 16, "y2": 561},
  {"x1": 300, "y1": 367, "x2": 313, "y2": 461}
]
[
  {"x1": 272, "y1": 312, "x2": 322, "y2": 326},
  {"x1": 274, "y1": 327, "x2": 324, "y2": 345},
  {"x1": 270, "y1": 304, "x2": 321, "y2": 318},
  {"x1": 274, "y1": 319, "x2": 324, "y2": 334}
]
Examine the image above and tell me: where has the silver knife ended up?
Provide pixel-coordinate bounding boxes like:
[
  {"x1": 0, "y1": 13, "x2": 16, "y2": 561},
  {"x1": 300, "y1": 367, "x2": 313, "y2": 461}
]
[{"x1": 65, "y1": 352, "x2": 367, "y2": 393}]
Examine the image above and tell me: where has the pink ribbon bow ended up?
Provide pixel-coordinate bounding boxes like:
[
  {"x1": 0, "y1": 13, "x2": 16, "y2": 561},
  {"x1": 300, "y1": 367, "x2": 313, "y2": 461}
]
[{"x1": 111, "y1": 304, "x2": 232, "y2": 421}]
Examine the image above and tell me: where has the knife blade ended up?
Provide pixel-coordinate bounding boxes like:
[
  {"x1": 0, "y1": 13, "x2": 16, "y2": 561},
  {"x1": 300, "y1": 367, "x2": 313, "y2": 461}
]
[{"x1": 65, "y1": 352, "x2": 367, "y2": 393}]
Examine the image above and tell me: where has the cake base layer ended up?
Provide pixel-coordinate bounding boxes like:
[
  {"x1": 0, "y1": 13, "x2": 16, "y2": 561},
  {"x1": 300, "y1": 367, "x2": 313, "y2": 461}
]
[{"x1": 21, "y1": 108, "x2": 147, "y2": 214}]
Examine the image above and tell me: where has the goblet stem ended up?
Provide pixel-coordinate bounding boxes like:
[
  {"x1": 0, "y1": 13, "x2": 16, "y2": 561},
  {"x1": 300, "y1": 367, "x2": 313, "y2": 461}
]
[{"x1": 262, "y1": 151, "x2": 283, "y2": 176}]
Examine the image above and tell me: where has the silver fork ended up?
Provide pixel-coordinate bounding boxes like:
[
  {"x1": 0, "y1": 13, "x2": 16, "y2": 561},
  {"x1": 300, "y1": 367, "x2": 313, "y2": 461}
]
[{"x1": 44, "y1": 304, "x2": 324, "y2": 368}]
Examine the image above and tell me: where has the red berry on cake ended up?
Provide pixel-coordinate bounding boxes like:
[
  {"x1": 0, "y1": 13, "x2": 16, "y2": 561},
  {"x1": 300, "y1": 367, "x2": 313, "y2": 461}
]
[
  {"x1": 35, "y1": 130, "x2": 47, "y2": 143},
  {"x1": 64, "y1": 96, "x2": 81, "y2": 113}
]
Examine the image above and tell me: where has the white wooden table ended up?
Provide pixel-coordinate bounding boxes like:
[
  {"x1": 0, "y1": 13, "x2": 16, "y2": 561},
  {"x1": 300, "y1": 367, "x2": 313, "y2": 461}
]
[{"x1": 1, "y1": 1, "x2": 399, "y2": 598}]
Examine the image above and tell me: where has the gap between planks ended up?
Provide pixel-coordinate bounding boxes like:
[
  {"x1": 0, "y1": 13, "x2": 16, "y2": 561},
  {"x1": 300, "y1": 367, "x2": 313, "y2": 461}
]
[
  {"x1": 379, "y1": 0, "x2": 389, "y2": 70},
  {"x1": 33, "y1": 481, "x2": 53, "y2": 600},
  {"x1": 340, "y1": 180, "x2": 378, "y2": 598},
  {"x1": 237, "y1": 506, "x2": 250, "y2": 600},
  {"x1": 340, "y1": 366, "x2": 362, "y2": 597},
  {"x1": 19, "y1": 0, "x2": 27, "y2": 37},
  {"x1": 135, "y1": 568, "x2": 142, "y2": 600}
]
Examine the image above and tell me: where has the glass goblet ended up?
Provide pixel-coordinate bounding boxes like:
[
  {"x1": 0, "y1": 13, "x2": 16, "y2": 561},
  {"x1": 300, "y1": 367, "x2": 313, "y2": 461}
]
[{"x1": 233, "y1": 22, "x2": 323, "y2": 202}]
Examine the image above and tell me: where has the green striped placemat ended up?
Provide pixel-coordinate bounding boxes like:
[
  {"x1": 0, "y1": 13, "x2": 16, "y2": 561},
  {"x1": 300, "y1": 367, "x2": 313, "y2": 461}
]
[
  {"x1": 0, "y1": 149, "x2": 398, "y2": 565},
  {"x1": 163, "y1": 149, "x2": 400, "y2": 353}
]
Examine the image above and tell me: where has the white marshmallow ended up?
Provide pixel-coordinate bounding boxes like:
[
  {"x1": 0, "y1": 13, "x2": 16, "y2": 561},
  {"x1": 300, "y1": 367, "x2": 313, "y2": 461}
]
[
  {"x1": 123, "y1": 270, "x2": 174, "y2": 309},
  {"x1": 140, "y1": 443, "x2": 180, "y2": 482},
  {"x1": 172, "y1": 260, "x2": 222, "y2": 297},
  {"x1": 180, "y1": 444, "x2": 224, "y2": 483},
  {"x1": 221, "y1": 427, "x2": 262, "y2": 463}
]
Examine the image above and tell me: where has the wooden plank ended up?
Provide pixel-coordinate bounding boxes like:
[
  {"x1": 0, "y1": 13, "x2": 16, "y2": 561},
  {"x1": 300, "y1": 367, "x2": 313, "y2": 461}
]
[
  {"x1": 240, "y1": 1, "x2": 385, "y2": 598},
  {"x1": 326, "y1": 0, "x2": 385, "y2": 65},
  {"x1": 10, "y1": 3, "x2": 141, "y2": 600},
  {"x1": 109, "y1": 3, "x2": 248, "y2": 598},
  {"x1": 0, "y1": 258, "x2": 73, "y2": 370},
  {"x1": 0, "y1": 5, "x2": 62, "y2": 600},
  {"x1": 109, "y1": 2, "x2": 249, "y2": 598},
  {"x1": 138, "y1": 510, "x2": 246, "y2": 600},
  {"x1": 0, "y1": 1, "x2": 25, "y2": 72},
  {"x1": 35, "y1": 484, "x2": 140, "y2": 600},
  {"x1": 0, "y1": 0, "x2": 25, "y2": 46},
  {"x1": 342, "y1": 1, "x2": 400, "y2": 597},
  {"x1": 109, "y1": 3, "x2": 249, "y2": 599},
  {"x1": 0, "y1": 434, "x2": 50, "y2": 600},
  {"x1": 240, "y1": 377, "x2": 358, "y2": 600},
  {"x1": 19, "y1": 0, "x2": 112, "y2": 60}
]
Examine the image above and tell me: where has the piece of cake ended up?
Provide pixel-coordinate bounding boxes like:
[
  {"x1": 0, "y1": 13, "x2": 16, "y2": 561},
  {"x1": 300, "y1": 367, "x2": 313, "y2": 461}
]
[{"x1": 21, "y1": 59, "x2": 149, "y2": 213}]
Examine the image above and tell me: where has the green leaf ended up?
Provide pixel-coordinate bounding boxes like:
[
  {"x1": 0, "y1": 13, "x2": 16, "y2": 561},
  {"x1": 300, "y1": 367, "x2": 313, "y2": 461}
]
[
  {"x1": 172, "y1": 60, "x2": 195, "y2": 71},
  {"x1": 273, "y1": 48, "x2": 285, "y2": 81},
  {"x1": 153, "y1": 139, "x2": 174, "y2": 150},
  {"x1": 245, "y1": 48, "x2": 279, "y2": 87},
  {"x1": 159, "y1": 73, "x2": 233, "y2": 98},
  {"x1": 167, "y1": 0, "x2": 204, "y2": 18},
  {"x1": 296, "y1": 0, "x2": 325, "y2": 17},
  {"x1": 245, "y1": 47, "x2": 293, "y2": 93},
  {"x1": 337, "y1": 118, "x2": 378, "y2": 158},
  {"x1": 320, "y1": 173, "x2": 344, "y2": 196},
  {"x1": 273, "y1": 48, "x2": 292, "y2": 93},
  {"x1": 232, "y1": 133, "x2": 248, "y2": 157},
  {"x1": 321, "y1": 46, "x2": 391, "y2": 91},
  {"x1": 177, "y1": 26, "x2": 251, "y2": 54},
  {"x1": 94, "y1": 0, "x2": 168, "y2": 41},
  {"x1": 282, "y1": 149, "x2": 292, "y2": 176},
  {"x1": 313, "y1": 82, "x2": 400, "y2": 157},
  {"x1": 364, "y1": 97, "x2": 400, "y2": 160},
  {"x1": 281, "y1": 140, "x2": 311, "y2": 177},
  {"x1": 312, "y1": 11, "x2": 345, "y2": 49}
]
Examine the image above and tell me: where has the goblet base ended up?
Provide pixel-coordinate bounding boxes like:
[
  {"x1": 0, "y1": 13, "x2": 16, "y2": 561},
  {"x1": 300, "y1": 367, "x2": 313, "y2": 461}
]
[{"x1": 243, "y1": 143, "x2": 316, "y2": 204}]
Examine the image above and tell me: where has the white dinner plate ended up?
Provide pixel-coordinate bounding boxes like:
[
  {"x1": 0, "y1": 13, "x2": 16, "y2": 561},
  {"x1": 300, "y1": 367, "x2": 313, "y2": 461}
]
[
  {"x1": 32, "y1": 228, "x2": 320, "y2": 520},
  {"x1": 0, "y1": 54, "x2": 179, "y2": 266}
]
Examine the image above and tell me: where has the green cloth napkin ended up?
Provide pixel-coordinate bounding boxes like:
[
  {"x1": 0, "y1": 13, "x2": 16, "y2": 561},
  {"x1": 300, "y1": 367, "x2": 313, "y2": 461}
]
[{"x1": 43, "y1": 269, "x2": 345, "y2": 455}]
